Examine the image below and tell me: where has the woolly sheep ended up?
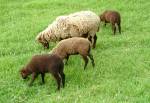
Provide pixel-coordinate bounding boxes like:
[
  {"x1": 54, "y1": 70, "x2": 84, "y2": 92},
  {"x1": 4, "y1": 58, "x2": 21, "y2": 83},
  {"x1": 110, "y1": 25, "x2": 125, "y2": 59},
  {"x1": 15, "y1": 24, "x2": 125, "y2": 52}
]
[
  {"x1": 50, "y1": 37, "x2": 95, "y2": 69},
  {"x1": 100, "y1": 10, "x2": 121, "y2": 35},
  {"x1": 36, "y1": 11, "x2": 100, "y2": 49}
]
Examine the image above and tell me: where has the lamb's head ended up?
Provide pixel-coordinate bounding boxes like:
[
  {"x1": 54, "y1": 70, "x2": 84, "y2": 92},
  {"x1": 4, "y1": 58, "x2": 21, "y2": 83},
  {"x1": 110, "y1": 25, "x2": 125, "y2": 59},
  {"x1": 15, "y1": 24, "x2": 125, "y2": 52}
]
[
  {"x1": 36, "y1": 33, "x2": 49, "y2": 49},
  {"x1": 20, "y1": 67, "x2": 29, "y2": 79},
  {"x1": 100, "y1": 14, "x2": 105, "y2": 21}
]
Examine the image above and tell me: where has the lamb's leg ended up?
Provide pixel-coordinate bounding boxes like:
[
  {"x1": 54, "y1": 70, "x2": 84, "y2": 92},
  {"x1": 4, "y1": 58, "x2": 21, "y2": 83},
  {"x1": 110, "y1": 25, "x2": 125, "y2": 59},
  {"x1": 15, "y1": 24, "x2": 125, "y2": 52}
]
[
  {"x1": 118, "y1": 23, "x2": 121, "y2": 34},
  {"x1": 41, "y1": 73, "x2": 45, "y2": 84},
  {"x1": 81, "y1": 55, "x2": 89, "y2": 70},
  {"x1": 53, "y1": 73, "x2": 61, "y2": 90},
  {"x1": 60, "y1": 72, "x2": 65, "y2": 88},
  {"x1": 104, "y1": 21, "x2": 107, "y2": 26},
  {"x1": 65, "y1": 55, "x2": 69, "y2": 65},
  {"x1": 29, "y1": 73, "x2": 38, "y2": 86},
  {"x1": 112, "y1": 23, "x2": 116, "y2": 35},
  {"x1": 93, "y1": 35, "x2": 97, "y2": 48},
  {"x1": 88, "y1": 53, "x2": 95, "y2": 68}
]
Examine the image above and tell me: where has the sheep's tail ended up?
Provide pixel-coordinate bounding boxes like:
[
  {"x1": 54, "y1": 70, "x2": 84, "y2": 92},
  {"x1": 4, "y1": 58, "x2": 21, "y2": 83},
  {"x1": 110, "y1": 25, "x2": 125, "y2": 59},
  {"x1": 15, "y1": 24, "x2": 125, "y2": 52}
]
[
  {"x1": 97, "y1": 25, "x2": 100, "y2": 32},
  {"x1": 96, "y1": 15, "x2": 101, "y2": 32}
]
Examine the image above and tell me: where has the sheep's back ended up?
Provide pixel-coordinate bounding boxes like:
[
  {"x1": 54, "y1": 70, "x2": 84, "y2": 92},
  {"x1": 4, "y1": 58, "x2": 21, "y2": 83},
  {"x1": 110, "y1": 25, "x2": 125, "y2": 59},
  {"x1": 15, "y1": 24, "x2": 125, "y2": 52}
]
[
  {"x1": 56, "y1": 11, "x2": 100, "y2": 37},
  {"x1": 57, "y1": 37, "x2": 90, "y2": 54}
]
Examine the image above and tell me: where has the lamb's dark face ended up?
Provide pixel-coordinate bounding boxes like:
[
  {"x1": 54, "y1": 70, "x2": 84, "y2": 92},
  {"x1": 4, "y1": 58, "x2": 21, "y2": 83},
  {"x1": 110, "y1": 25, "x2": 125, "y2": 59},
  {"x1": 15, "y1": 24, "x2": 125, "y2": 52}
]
[{"x1": 20, "y1": 69, "x2": 28, "y2": 79}]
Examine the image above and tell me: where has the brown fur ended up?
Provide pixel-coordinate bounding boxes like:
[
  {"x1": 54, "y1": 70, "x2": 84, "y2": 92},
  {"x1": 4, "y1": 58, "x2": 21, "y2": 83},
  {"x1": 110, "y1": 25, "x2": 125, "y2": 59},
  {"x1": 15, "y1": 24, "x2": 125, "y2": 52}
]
[
  {"x1": 51, "y1": 37, "x2": 95, "y2": 69},
  {"x1": 100, "y1": 10, "x2": 121, "y2": 35},
  {"x1": 20, "y1": 54, "x2": 65, "y2": 90}
]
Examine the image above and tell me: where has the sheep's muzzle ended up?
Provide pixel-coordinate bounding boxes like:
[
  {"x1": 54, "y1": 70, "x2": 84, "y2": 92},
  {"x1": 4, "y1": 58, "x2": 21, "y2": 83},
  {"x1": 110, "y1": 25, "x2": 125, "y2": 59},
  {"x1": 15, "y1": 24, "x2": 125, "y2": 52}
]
[{"x1": 42, "y1": 42, "x2": 49, "y2": 49}]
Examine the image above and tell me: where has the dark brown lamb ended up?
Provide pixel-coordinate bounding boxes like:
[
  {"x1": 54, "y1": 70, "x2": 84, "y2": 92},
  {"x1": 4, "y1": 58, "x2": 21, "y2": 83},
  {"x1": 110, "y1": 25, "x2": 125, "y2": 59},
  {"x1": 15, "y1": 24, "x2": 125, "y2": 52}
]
[
  {"x1": 20, "y1": 54, "x2": 65, "y2": 90},
  {"x1": 100, "y1": 10, "x2": 121, "y2": 35}
]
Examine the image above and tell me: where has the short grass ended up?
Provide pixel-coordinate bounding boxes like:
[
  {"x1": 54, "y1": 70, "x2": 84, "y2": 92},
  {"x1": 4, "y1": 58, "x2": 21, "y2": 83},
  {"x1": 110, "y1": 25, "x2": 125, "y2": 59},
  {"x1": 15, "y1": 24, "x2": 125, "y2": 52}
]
[{"x1": 0, "y1": 0, "x2": 150, "y2": 103}]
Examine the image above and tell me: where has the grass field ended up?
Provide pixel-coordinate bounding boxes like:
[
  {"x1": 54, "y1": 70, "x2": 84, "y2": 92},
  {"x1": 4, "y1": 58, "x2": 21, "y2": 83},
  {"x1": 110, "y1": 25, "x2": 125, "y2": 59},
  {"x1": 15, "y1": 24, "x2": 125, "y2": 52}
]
[{"x1": 0, "y1": 0, "x2": 150, "y2": 102}]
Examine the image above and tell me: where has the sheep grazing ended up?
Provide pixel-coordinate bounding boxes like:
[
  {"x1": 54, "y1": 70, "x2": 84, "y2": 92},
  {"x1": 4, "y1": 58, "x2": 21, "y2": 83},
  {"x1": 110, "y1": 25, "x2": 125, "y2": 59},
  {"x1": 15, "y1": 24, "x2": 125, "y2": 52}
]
[
  {"x1": 100, "y1": 10, "x2": 121, "y2": 35},
  {"x1": 50, "y1": 37, "x2": 95, "y2": 70},
  {"x1": 20, "y1": 54, "x2": 65, "y2": 90},
  {"x1": 36, "y1": 11, "x2": 100, "y2": 49}
]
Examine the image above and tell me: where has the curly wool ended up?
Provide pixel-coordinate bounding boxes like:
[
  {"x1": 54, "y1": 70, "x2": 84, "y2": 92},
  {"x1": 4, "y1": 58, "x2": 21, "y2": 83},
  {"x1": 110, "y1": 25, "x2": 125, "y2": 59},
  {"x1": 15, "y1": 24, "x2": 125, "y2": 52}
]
[{"x1": 36, "y1": 11, "x2": 100, "y2": 48}]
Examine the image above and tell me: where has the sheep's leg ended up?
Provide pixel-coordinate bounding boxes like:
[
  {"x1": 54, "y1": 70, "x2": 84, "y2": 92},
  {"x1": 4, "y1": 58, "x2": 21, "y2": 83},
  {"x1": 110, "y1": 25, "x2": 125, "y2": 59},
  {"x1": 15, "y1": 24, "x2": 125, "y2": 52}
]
[
  {"x1": 65, "y1": 55, "x2": 69, "y2": 65},
  {"x1": 60, "y1": 72, "x2": 65, "y2": 88},
  {"x1": 88, "y1": 36, "x2": 92, "y2": 43},
  {"x1": 88, "y1": 36, "x2": 95, "y2": 48},
  {"x1": 118, "y1": 23, "x2": 121, "y2": 34},
  {"x1": 93, "y1": 35, "x2": 97, "y2": 48},
  {"x1": 41, "y1": 73, "x2": 45, "y2": 84},
  {"x1": 91, "y1": 36, "x2": 95, "y2": 48},
  {"x1": 53, "y1": 73, "x2": 61, "y2": 90},
  {"x1": 81, "y1": 55, "x2": 89, "y2": 70},
  {"x1": 88, "y1": 53, "x2": 95, "y2": 68},
  {"x1": 29, "y1": 73, "x2": 38, "y2": 86},
  {"x1": 112, "y1": 23, "x2": 116, "y2": 35}
]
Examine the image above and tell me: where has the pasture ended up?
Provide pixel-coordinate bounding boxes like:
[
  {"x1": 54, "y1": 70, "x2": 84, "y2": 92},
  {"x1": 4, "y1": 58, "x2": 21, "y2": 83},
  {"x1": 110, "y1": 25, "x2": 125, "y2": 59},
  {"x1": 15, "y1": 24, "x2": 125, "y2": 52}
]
[{"x1": 0, "y1": 0, "x2": 150, "y2": 102}]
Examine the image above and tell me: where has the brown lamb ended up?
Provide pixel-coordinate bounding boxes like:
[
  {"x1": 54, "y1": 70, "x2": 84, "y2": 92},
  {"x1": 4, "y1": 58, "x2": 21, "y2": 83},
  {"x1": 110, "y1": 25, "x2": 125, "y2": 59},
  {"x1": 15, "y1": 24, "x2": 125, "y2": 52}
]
[
  {"x1": 51, "y1": 37, "x2": 95, "y2": 69},
  {"x1": 20, "y1": 54, "x2": 65, "y2": 90},
  {"x1": 100, "y1": 10, "x2": 121, "y2": 35}
]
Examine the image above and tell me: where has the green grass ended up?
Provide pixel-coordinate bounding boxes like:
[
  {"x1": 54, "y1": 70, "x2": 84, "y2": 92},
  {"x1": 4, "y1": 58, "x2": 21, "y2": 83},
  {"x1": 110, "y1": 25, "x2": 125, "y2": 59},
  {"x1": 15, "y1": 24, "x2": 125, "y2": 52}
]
[{"x1": 0, "y1": 0, "x2": 150, "y2": 102}]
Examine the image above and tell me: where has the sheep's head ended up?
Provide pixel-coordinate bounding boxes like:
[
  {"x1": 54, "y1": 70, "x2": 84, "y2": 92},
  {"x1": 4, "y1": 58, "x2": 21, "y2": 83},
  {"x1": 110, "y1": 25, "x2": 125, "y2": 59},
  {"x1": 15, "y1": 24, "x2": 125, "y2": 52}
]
[
  {"x1": 40, "y1": 41, "x2": 49, "y2": 49},
  {"x1": 42, "y1": 41, "x2": 49, "y2": 49},
  {"x1": 36, "y1": 34, "x2": 49, "y2": 49},
  {"x1": 20, "y1": 68, "x2": 29, "y2": 79}
]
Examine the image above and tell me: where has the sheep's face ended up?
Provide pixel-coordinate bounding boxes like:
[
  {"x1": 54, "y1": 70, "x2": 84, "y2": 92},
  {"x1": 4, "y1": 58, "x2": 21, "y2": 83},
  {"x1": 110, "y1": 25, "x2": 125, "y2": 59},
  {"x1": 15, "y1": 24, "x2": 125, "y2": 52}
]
[
  {"x1": 37, "y1": 35, "x2": 49, "y2": 49},
  {"x1": 42, "y1": 42, "x2": 49, "y2": 49},
  {"x1": 20, "y1": 68, "x2": 28, "y2": 79},
  {"x1": 100, "y1": 14, "x2": 105, "y2": 21}
]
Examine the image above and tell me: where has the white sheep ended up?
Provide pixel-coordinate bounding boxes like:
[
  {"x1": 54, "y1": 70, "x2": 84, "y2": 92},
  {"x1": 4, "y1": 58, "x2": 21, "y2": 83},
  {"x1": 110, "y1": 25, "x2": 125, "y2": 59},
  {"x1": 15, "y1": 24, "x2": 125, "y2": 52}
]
[
  {"x1": 36, "y1": 11, "x2": 100, "y2": 49},
  {"x1": 50, "y1": 37, "x2": 95, "y2": 69}
]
